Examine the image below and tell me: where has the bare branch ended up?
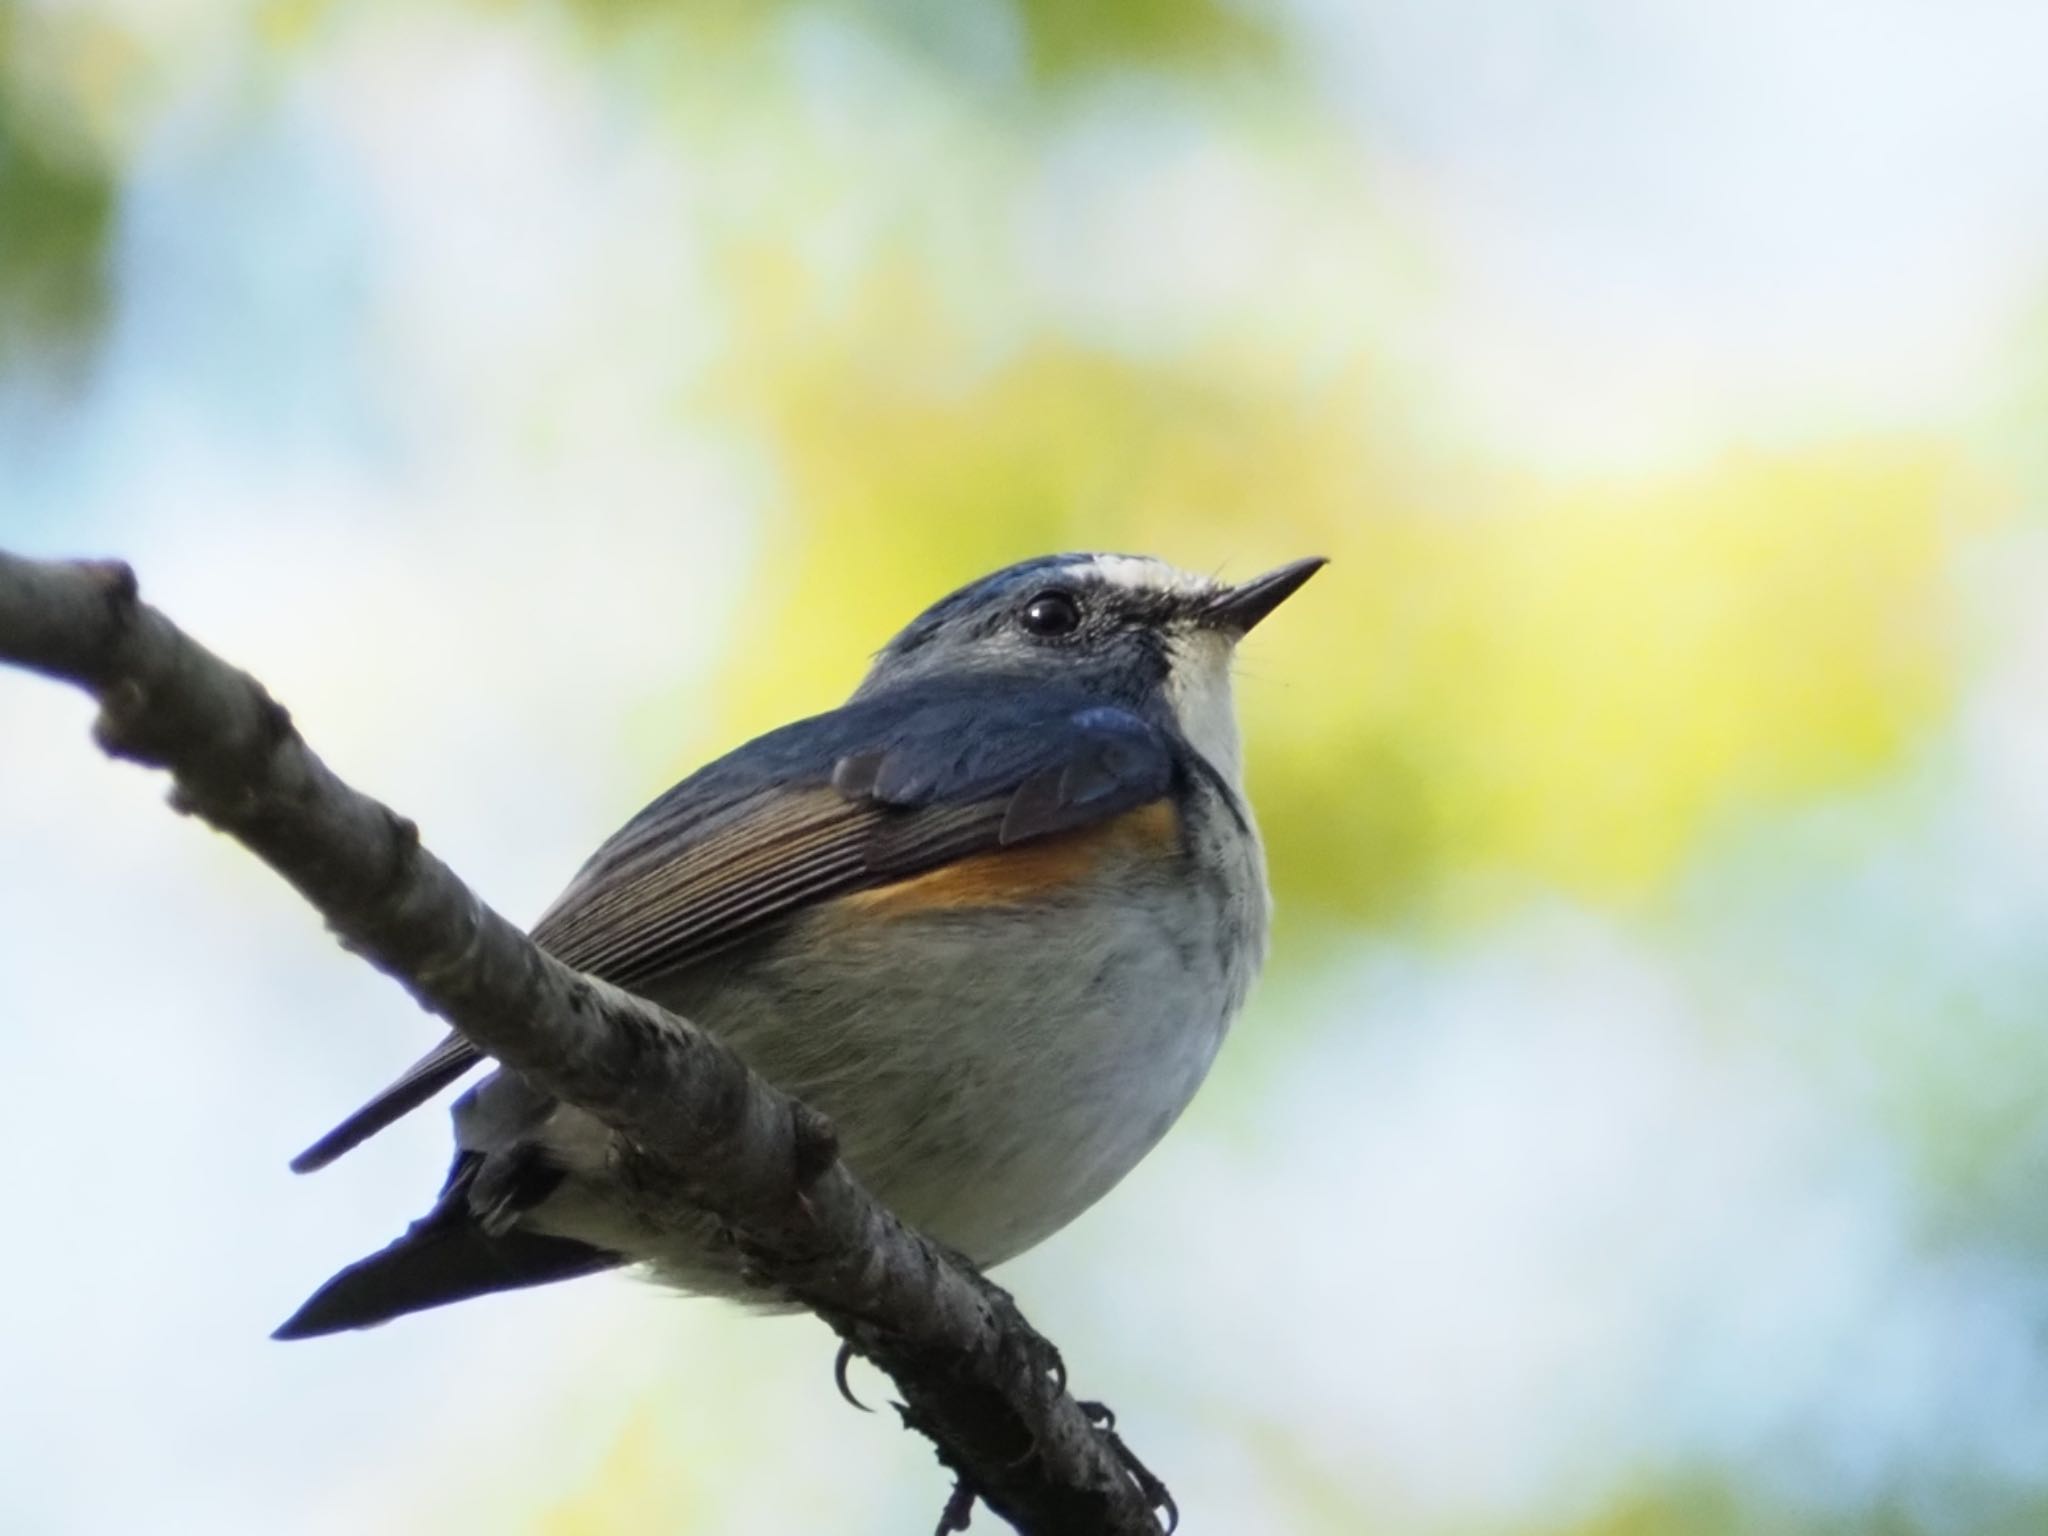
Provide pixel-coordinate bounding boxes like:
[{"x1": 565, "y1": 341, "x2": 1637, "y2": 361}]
[{"x1": 0, "y1": 548, "x2": 1167, "y2": 1536}]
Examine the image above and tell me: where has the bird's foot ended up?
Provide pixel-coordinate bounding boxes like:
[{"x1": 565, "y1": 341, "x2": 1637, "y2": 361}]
[
  {"x1": 833, "y1": 1339, "x2": 874, "y2": 1412},
  {"x1": 1079, "y1": 1400, "x2": 1178, "y2": 1535}
]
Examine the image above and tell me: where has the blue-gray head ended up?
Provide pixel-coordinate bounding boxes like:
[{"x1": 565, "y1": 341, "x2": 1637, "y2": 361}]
[{"x1": 856, "y1": 553, "x2": 1324, "y2": 781}]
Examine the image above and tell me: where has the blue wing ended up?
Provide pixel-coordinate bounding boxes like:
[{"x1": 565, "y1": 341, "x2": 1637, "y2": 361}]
[{"x1": 291, "y1": 680, "x2": 1181, "y2": 1172}]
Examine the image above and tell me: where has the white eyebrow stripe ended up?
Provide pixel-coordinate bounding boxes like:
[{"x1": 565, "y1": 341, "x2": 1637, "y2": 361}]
[{"x1": 1084, "y1": 554, "x2": 1216, "y2": 596}]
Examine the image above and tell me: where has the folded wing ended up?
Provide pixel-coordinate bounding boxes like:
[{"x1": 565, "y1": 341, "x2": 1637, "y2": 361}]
[{"x1": 290, "y1": 685, "x2": 1182, "y2": 1171}]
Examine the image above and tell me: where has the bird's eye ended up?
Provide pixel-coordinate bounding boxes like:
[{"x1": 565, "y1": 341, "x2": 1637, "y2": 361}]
[{"x1": 1020, "y1": 589, "x2": 1082, "y2": 638}]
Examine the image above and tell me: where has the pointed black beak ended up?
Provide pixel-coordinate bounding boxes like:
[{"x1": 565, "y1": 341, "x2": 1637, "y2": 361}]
[{"x1": 1202, "y1": 556, "x2": 1327, "y2": 634}]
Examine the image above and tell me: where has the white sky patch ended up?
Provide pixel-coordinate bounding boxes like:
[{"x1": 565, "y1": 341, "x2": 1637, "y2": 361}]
[
  {"x1": 1289, "y1": 0, "x2": 2048, "y2": 468},
  {"x1": 1957, "y1": 527, "x2": 2048, "y2": 877},
  {"x1": 1021, "y1": 88, "x2": 1418, "y2": 386}
]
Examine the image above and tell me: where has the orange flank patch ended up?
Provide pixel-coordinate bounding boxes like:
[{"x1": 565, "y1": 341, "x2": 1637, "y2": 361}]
[{"x1": 842, "y1": 799, "x2": 1180, "y2": 915}]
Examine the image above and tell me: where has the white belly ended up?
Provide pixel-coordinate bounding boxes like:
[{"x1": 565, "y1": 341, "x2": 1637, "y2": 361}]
[{"x1": 529, "y1": 799, "x2": 1267, "y2": 1290}]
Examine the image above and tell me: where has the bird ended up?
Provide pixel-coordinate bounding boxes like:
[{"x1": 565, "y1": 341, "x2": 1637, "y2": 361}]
[{"x1": 273, "y1": 551, "x2": 1323, "y2": 1339}]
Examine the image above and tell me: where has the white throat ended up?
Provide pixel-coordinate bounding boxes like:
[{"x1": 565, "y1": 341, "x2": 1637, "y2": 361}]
[
  {"x1": 1165, "y1": 628, "x2": 1243, "y2": 789},
  {"x1": 1077, "y1": 554, "x2": 1247, "y2": 789}
]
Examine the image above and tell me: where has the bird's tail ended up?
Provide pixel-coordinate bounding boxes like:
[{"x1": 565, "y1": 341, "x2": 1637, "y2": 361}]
[{"x1": 273, "y1": 1210, "x2": 621, "y2": 1340}]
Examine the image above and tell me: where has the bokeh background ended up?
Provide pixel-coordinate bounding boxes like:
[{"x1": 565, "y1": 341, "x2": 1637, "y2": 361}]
[{"x1": 5, "y1": 1, "x2": 2048, "y2": 1532}]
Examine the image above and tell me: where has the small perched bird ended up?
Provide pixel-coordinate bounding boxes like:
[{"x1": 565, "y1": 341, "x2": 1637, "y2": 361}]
[{"x1": 275, "y1": 552, "x2": 1323, "y2": 1338}]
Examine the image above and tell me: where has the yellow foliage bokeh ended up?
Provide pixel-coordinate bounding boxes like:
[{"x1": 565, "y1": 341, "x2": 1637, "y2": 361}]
[{"x1": 675, "y1": 270, "x2": 1991, "y2": 924}]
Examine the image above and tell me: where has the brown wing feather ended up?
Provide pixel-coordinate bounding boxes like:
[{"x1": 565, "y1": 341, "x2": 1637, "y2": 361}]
[
  {"x1": 532, "y1": 791, "x2": 1009, "y2": 991},
  {"x1": 290, "y1": 793, "x2": 1015, "y2": 1172}
]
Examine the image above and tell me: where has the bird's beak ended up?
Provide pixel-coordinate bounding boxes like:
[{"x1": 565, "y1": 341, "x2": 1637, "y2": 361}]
[{"x1": 1202, "y1": 557, "x2": 1328, "y2": 635}]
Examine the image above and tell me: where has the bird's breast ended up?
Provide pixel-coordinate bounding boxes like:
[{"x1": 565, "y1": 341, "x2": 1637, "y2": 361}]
[
  {"x1": 648, "y1": 786, "x2": 1262, "y2": 1265},
  {"x1": 535, "y1": 780, "x2": 1267, "y2": 1291}
]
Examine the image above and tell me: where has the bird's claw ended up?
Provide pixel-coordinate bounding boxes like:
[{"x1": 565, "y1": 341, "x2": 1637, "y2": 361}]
[
  {"x1": 833, "y1": 1340, "x2": 873, "y2": 1412},
  {"x1": 1080, "y1": 1399, "x2": 1177, "y2": 1534},
  {"x1": 1040, "y1": 1338, "x2": 1067, "y2": 1396}
]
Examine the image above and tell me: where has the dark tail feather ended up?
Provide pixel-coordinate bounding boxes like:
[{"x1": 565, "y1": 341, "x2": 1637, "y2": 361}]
[
  {"x1": 290, "y1": 1031, "x2": 484, "y2": 1174},
  {"x1": 273, "y1": 1217, "x2": 621, "y2": 1340}
]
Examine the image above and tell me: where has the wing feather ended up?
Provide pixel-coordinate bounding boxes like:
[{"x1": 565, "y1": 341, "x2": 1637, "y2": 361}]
[
  {"x1": 290, "y1": 1031, "x2": 486, "y2": 1174},
  {"x1": 292, "y1": 687, "x2": 1183, "y2": 1171}
]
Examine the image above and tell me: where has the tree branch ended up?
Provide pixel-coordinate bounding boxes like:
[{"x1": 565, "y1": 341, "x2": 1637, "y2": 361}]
[{"x1": 0, "y1": 548, "x2": 1167, "y2": 1536}]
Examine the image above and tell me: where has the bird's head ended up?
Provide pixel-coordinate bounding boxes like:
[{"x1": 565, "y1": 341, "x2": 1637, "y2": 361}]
[{"x1": 857, "y1": 552, "x2": 1325, "y2": 781}]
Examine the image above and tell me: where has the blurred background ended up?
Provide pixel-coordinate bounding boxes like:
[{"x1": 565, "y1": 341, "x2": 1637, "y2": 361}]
[{"x1": 4, "y1": 1, "x2": 2048, "y2": 1532}]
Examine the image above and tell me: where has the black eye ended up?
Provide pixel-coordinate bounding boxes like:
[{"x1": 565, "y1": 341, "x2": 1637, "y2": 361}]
[{"x1": 1020, "y1": 589, "x2": 1082, "y2": 638}]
